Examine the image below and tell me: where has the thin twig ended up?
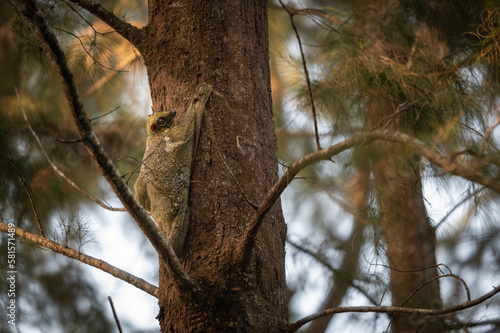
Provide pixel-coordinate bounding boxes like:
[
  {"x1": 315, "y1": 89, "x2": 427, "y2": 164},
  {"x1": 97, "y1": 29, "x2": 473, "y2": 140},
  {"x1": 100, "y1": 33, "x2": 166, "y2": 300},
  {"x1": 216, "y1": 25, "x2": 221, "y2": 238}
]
[
  {"x1": 401, "y1": 273, "x2": 471, "y2": 308},
  {"x1": 282, "y1": 284, "x2": 500, "y2": 332},
  {"x1": 90, "y1": 106, "x2": 120, "y2": 122},
  {"x1": 15, "y1": 90, "x2": 127, "y2": 212},
  {"x1": 450, "y1": 319, "x2": 500, "y2": 329},
  {"x1": 383, "y1": 272, "x2": 471, "y2": 332},
  {"x1": 66, "y1": 0, "x2": 144, "y2": 46},
  {"x1": 478, "y1": 115, "x2": 500, "y2": 156},
  {"x1": 366, "y1": 257, "x2": 472, "y2": 303},
  {"x1": 364, "y1": 257, "x2": 447, "y2": 275},
  {"x1": 435, "y1": 187, "x2": 486, "y2": 229},
  {"x1": 286, "y1": 239, "x2": 337, "y2": 273},
  {"x1": 279, "y1": 0, "x2": 321, "y2": 150},
  {"x1": 51, "y1": 26, "x2": 126, "y2": 73},
  {"x1": 123, "y1": 157, "x2": 144, "y2": 185},
  {"x1": 107, "y1": 296, "x2": 124, "y2": 333},
  {"x1": 0, "y1": 153, "x2": 44, "y2": 236},
  {"x1": 60, "y1": 0, "x2": 99, "y2": 36},
  {"x1": 56, "y1": 138, "x2": 84, "y2": 143},
  {"x1": 0, "y1": 222, "x2": 159, "y2": 298},
  {"x1": 234, "y1": 134, "x2": 377, "y2": 265}
]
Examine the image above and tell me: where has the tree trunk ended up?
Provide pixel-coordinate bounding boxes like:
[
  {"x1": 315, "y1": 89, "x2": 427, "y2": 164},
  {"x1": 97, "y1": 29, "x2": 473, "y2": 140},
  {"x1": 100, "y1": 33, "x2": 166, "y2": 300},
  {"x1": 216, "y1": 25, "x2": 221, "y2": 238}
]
[
  {"x1": 367, "y1": 101, "x2": 445, "y2": 332},
  {"x1": 138, "y1": 1, "x2": 287, "y2": 332},
  {"x1": 371, "y1": 141, "x2": 443, "y2": 332},
  {"x1": 349, "y1": 0, "x2": 446, "y2": 329}
]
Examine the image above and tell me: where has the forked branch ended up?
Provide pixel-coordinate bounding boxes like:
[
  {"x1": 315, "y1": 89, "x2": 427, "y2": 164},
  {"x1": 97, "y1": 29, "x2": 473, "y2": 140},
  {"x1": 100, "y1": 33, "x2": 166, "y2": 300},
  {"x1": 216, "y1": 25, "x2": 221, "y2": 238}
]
[{"x1": 235, "y1": 130, "x2": 500, "y2": 264}]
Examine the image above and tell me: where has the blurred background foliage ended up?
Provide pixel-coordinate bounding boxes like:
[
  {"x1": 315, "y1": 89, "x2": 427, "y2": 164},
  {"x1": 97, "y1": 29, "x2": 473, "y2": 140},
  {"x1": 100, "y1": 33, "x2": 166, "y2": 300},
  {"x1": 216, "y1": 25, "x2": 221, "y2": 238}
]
[
  {"x1": 270, "y1": 0, "x2": 500, "y2": 332},
  {"x1": 1, "y1": 0, "x2": 500, "y2": 332},
  {"x1": 0, "y1": 0, "x2": 150, "y2": 332}
]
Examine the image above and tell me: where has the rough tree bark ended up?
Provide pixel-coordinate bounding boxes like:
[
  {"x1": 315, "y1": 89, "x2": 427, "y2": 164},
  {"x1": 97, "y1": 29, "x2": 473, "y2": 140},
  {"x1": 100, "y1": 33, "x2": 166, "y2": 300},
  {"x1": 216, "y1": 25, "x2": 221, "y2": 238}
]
[{"x1": 137, "y1": 1, "x2": 288, "y2": 332}]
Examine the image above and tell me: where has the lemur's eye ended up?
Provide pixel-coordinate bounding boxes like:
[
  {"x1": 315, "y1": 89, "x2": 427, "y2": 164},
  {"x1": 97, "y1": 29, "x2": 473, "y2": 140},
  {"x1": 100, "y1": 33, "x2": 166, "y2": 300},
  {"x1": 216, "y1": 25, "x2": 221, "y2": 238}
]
[
  {"x1": 150, "y1": 111, "x2": 175, "y2": 132},
  {"x1": 156, "y1": 117, "x2": 167, "y2": 127}
]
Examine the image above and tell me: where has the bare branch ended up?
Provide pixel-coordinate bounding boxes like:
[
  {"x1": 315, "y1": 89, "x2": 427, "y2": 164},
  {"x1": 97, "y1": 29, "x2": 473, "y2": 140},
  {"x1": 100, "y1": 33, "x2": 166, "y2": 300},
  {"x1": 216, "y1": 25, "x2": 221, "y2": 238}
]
[
  {"x1": 66, "y1": 0, "x2": 144, "y2": 46},
  {"x1": 235, "y1": 129, "x2": 500, "y2": 264},
  {"x1": 16, "y1": 89, "x2": 127, "y2": 212},
  {"x1": 282, "y1": 284, "x2": 500, "y2": 332},
  {"x1": 403, "y1": 273, "x2": 471, "y2": 307},
  {"x1": 107, "y1": 296, "x2": 124, "y2": 333},
  {"x1": 450, "y1": 319, "x2": 500, "y2": 329},
  {"x1": 380, "y1": 130, "x2": 500, "y2": 192},
  {"x1": 364, "y1": 260, "x2": 472, "y2": 305},
  {"x1": 234, "y1": 134, "x2": 377, "y2": 264},
  {"x1": 0, "y1": 222, "x2": 159, "y2": 298},
  {"x1": 435, "y1": 187, "x2": 487, "y2": 229},
  {"x1": 0, "y1": 152, "x2": 44, "y2": 236},
  {"x1": 287, "y1": 239, "x2": 337, "y2": 273},
  {"x1": 12, "y1": 0, "x2": 198, "y2": 292},
  {"x1": 279, "y1": 0, "x2": 321, "y2": 150}
]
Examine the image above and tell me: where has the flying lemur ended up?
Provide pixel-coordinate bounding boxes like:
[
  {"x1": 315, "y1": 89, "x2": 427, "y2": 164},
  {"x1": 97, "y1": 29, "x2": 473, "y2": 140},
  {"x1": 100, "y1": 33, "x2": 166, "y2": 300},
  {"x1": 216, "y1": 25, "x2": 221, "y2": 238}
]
[{"x1": 135, "y1": 83, "x2": 213, "y2": 256}]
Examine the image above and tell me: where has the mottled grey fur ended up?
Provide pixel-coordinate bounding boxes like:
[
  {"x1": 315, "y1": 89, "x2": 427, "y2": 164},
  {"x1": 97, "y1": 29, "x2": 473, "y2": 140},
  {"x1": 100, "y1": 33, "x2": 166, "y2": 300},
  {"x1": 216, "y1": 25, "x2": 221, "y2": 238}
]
[{"x1": 135, "y1": 84, "x2": 212, "y2": 256}]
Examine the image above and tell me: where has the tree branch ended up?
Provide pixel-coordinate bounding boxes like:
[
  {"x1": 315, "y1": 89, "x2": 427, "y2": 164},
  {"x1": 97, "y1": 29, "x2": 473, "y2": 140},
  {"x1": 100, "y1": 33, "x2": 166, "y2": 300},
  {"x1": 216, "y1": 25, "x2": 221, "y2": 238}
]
[
  {"x1": 107, "y1": 296, "x2": 124, "y2": 333},
  {"x1": 0, "y1": 222, "x2": 159, "y2": 298},
  {"x1": 0, "y1": 153, "x2": 44, "y2": 236},
  {"x1": 281, "y1": 284, "x2": 500, "y2": 332},
  {"x1": 234, "y1": 134, "x2": 377, "y2": 264},
  {"x1": 12, "y1": 0, "x2": 198, "y2": 292},
  {"x1": 235, "y1": 129, "x2": 500, "y2": 264},
  {"x1": 66, "y1": 0, "x2": 144, "y2": 46},
  {"x1": 380, "y1": 130, "x2": 500, "y2": 192},
  {"x1": 435, "y1": 187, "x2": 487, "y2": 229},
  {"x1": 279, "y1": 0, "x2": 321, "y2": 150}
]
